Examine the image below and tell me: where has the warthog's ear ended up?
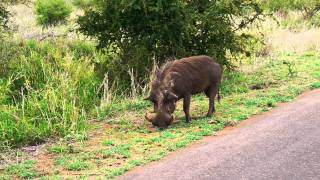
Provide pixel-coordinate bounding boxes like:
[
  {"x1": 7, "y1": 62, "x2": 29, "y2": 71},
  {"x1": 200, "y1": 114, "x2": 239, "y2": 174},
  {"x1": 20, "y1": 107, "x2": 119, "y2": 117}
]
[{"x1": 164, "y1": 90, "x2": 178, "y2": 101}]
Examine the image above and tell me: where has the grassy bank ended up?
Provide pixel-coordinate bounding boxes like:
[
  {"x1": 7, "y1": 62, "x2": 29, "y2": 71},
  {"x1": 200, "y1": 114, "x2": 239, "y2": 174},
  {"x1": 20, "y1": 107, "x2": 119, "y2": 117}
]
[
  {"x1": 1, "y1": 1, "x2": 320, "y2": 179},
  {"x1": 1, "y1": 50, "x2": 319, "y2": 179},
  {"x1": 0, "y1": 39, "x2": 106, "y2": 149}
]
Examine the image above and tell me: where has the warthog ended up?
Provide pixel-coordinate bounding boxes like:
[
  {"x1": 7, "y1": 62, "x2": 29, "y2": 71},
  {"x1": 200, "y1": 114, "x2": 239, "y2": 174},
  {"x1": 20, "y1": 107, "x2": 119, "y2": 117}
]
[{"x1": 144, "y1": 55, "x2": 223, "y2": 128}]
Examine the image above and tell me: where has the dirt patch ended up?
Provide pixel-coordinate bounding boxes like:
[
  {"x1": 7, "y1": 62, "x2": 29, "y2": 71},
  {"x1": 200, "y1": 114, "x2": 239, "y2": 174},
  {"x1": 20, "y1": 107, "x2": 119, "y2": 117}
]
[
  {"x1": 35, "y1": 153, "x2": 56, "y2": 176},
  {"x1": 249, "y1": 81, "x2": 278, "y2": 90}
]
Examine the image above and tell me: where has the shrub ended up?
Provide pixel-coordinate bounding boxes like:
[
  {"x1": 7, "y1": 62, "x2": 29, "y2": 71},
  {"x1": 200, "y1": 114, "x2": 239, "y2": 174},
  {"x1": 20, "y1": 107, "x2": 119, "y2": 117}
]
[
  {"x1": 0, "y1": 0, "x2": 28, "y2": 37},
  {"x1": 34, "y1": 0, "x2": 72, "y2": 27},
  {"x1": 310, "y1": 12, "x2": 320, "y2": 27},
  {"x1": 0, "y1": 3, "x2": 10, "y2": 36},
  {"x1": 78, "y1": 0, "x2": 264, "y2": 89},
  {"x1": 258, "y1": 0, "x2": 295, "y2": 12},
  {"x1": 72, "y1": 0, "x2": 93, "y2": 9}
]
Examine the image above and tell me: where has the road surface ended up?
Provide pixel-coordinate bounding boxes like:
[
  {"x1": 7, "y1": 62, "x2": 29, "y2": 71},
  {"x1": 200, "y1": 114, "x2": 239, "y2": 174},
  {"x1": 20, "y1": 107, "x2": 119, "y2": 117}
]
[{"x1": 120, "y1": 90, "x2": 320, "y2": 180}]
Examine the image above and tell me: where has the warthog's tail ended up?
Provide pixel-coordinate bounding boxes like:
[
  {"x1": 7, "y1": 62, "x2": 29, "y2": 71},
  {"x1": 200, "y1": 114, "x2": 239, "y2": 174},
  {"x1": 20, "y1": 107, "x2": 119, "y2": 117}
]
[{"x1": 217, "y1": 88, "x2": 221, "y2": 102}]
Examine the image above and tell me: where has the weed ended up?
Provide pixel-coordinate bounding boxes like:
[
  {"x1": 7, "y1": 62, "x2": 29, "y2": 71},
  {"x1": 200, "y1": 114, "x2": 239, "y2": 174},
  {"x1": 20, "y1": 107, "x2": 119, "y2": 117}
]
[
  {"x1": 112, "y1": 144, "x2": 131, "y2": 158},
  {"x1": 48, "y1": 145, "x2": 67, "y2": 154},
  {"x1": 186, "y1": 133, "x2": 203, "y2": 141},
  {"x1": 160, "y1": 132, "x2": 177, "y2": 139},
  {"x1": 313, "y1": 72, "x2": 320, "y2": 78},
  {"x1": 5, "y1": 160, "x2": 38, "y2": 179},
  {"x1": 283, "y1": 60, "x2": 297, "y2": 77},
  {"x1": 311, "y1": 82, "x2": 320, "y2": 89},
  {"x1": 54, "y1": 157, "x2": 91, "y2": 171},
  {"x1": 65, "y1": 160, "x2": 90, "y2": 171},
  {"x1": 101, "y1": 140, "x2": 115, "y2": 146},
  {"x1": 106, "y1": 164, "x2": 133, "y2": 179}
]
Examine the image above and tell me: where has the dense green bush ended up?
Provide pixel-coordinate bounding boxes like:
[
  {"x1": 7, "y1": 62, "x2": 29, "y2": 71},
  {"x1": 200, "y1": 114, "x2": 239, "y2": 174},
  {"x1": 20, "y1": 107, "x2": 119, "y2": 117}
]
[
  {"x1": 258, "y1": 0, "x2": 295, "y2": 12},
  {"x1": 72, "y1": 0, "x2": 93, "y2": 9},
  {"x1": 310, "y1": 12, "x2": 320, "y2": 27},
  {"x1": 78, "y1": 0, "x2": 264, "y2": 89},
  {"x1": 0, "y1": 4, "x2": 10, "y2": 35},
  {"x1": 34, "y1": 0, "x2": 72, "y2": 27},
  {"x1": 0, "y1": 39, "x2": 105, "y2": 149}
]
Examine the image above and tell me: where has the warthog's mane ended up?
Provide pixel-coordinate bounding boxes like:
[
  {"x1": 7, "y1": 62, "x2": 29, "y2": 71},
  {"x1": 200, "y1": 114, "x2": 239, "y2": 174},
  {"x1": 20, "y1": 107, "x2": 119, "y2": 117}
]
[{"x1": 156, "y1": 60, "x2": 175, "y2": 81}]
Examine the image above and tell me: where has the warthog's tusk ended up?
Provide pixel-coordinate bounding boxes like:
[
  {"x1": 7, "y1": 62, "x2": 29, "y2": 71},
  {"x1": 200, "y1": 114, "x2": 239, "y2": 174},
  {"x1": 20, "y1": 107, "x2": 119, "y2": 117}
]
[{"x1": 145, "y1": 112, "x2": 156, "y2": 122}]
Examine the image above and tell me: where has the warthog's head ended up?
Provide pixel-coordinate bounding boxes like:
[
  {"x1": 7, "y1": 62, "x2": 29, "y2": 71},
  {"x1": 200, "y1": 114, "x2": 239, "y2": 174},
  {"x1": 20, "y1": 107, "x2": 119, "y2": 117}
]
[{"x1": 144, "y1": 79, "x2": 178, "y2": 128}]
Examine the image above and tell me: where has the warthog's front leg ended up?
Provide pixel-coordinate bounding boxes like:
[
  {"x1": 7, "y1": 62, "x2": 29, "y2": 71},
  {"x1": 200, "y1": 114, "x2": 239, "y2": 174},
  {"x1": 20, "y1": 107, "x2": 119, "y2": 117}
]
[{"x1": 183, "y1": 94, "x2": 191, "y2": 123}]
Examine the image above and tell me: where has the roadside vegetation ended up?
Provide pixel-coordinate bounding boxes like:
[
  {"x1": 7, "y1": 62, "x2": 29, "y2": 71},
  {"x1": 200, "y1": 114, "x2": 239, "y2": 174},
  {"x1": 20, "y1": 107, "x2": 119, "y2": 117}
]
[{"x1": 1, "y1": 0, "x2": 320, "y2": 179}]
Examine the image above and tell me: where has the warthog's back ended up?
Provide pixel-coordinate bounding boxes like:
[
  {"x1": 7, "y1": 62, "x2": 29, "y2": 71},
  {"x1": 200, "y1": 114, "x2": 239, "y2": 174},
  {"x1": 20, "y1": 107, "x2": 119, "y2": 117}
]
[{"x1": 164, "y1": 55, "x2": 222, "y2": 95}]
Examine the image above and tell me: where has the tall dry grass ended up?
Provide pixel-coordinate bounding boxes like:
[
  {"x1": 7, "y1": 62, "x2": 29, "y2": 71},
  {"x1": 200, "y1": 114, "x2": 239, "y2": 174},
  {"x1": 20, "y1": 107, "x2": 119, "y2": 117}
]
[
  {"x1": 247, "y1": 11, "x2": 320, "y2": 56},
  {"x1": 8, "y1": 2, "x2": 81, "y2": 40},
  {"x1": 268, "y1": 28, "x2": 320, "y2": 53}
]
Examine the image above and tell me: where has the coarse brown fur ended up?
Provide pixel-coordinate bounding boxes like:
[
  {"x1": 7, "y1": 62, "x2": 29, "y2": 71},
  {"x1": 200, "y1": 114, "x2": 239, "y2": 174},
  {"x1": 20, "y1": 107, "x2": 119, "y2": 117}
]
[{"x1": 145, "y1": 55, "x2": 223, "y2": 128}]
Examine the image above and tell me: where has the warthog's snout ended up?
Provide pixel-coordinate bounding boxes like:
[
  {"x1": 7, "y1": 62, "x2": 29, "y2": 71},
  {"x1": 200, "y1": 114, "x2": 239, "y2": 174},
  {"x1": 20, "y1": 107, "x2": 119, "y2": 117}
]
[
  {"x1": 145, "y1": 112, "x2": 173, "y2": 128},
  {"x1": 145, "y1": 112, "x2": 156, "y2": 122}
]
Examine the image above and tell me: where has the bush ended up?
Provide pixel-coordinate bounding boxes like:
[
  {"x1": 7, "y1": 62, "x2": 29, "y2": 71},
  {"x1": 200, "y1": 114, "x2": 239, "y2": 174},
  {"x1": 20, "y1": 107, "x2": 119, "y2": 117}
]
[
  {"x1": 0, "y1": 0, "x2": 28, "y2": 37},
  {"x1": 72, "y1": 0, "x2": 93, "y2": 9},
  {"x1": 34, "y1": 0, "x2": 72, "y2": 27},
  {"x1": 0, "y1": 3, "x2": 10, "y2": 36},
  {"x1": 78, "y1": 0, "x2": 264, "y2": 89},
  {"x1": 310, "y1": 12, "x2": 320, "y2": 27},
  {"x1": 258, "y1": 0, "x2": 295, "y2": 12}
]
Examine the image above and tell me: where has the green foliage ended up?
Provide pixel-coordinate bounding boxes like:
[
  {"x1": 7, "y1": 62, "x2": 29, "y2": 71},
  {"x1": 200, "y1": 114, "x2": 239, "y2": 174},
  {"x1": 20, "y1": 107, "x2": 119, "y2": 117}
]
[
  {"x1": 78, "y1": 0, "x2": 264, "y2": 87},
  {"x1": 282, "y1": 61, "x2": 297, "y2": 77},
  {"x1": 310, "y1": 12, "x2": 320, "y2": 27},
  {"x1": 258, "y1": 0, "x2": 295, "y2": 12},
  {"x1": 311, "y1": 82, "x2": 320, "y2": 89},
  {"x1": 54, "y1": 157, "x2": 91, "y2": 171},
  {"x1": 101, "y1": 140, "x2": 115, "y2": 146},
  {"x1": 72, "y1": 0, "x2": 93, "y2": 9},
  {"x1": 0, "y1": 39, "x2": 103, "y2": 149},
  {"x1": 35, "y1": 0, "x2": 72, "y2": 27},
  {"x1": 5, "y1": 160, "x2": 38, "y2": 179},
  {"x1": 0, "y1": 4, "x2": 10, "y2": 35},
  {"x1": 259, "y1": 0, "x2": 320, "y2": 18}
]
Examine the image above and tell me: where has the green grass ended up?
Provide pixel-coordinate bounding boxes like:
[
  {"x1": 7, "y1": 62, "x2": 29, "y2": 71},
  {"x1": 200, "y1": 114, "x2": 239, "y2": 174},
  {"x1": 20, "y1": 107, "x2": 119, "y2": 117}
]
[
  {"x1": 311, "y1": 82, "x2": 320, "y2": 89},
  {"x1": 2, "y1": 51, "x2": 320, "y2": 179},
  {"x1": 54, "y1": 157, "x2": 91, "y2": 171},
  {"x1": 0, "y1": 39, "x2": 102, "y2": 149},
  {"x1": 101, "y1": 140, "x2": 115, "y2": 146},
  {"x1": 4, "y1": 160, "x2": 38, "y2": 179}
]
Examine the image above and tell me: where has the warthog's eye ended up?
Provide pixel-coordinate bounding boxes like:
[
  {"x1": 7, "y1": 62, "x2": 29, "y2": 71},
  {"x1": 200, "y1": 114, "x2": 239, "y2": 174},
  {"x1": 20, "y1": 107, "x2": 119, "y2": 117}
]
[
  {"x1": 149, "y1": 97, "x2": 156, "y2": 103},
  {"x1": 151, "y1": 99, "x2": 157, "y2": 105},
  {"x1": 164, "y1": 102, "x2": 175, "y2": 113}
]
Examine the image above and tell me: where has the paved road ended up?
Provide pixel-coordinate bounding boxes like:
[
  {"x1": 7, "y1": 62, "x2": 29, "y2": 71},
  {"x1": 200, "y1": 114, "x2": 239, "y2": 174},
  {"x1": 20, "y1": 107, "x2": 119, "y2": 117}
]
[{"x1": 120, "y1": 90, "x2": 320, "y2": 180}]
